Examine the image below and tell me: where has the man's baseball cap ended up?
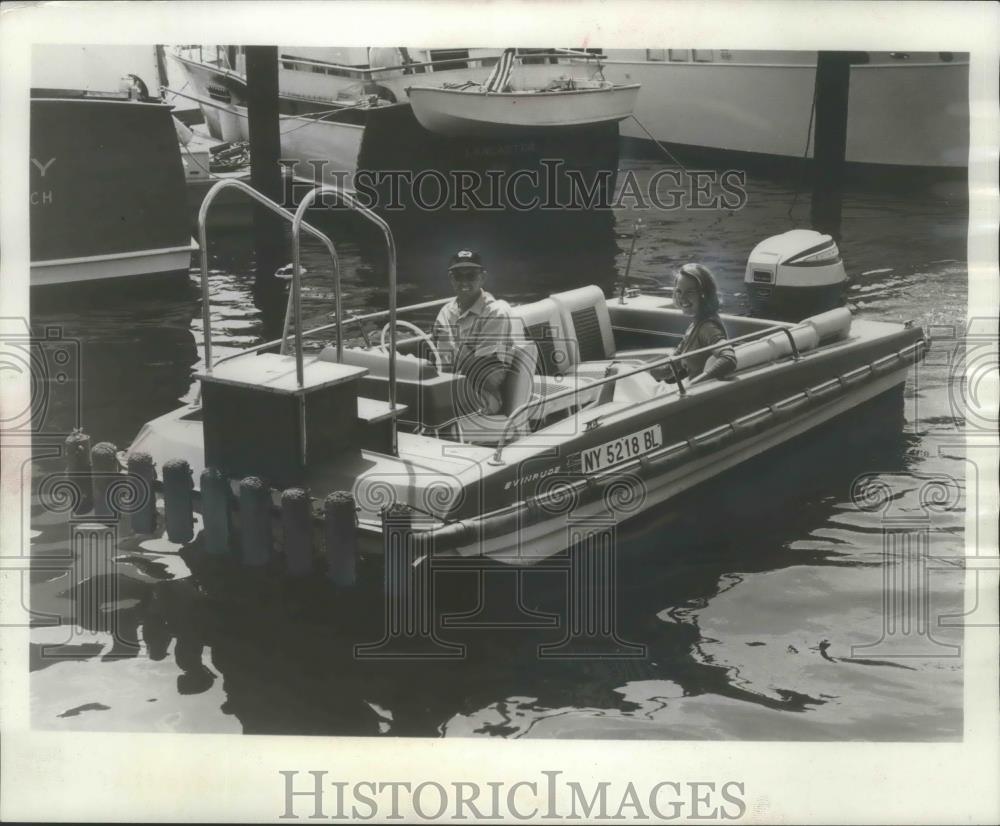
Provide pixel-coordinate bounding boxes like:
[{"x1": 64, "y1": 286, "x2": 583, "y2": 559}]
[{"x1": 448, "y1": 249, "x2": 484, "y2": 271}]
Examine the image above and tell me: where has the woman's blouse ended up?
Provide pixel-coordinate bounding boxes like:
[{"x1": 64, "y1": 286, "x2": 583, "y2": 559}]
[{"x1": 674, "y1": 316, "x2": 737, "y2": 379}]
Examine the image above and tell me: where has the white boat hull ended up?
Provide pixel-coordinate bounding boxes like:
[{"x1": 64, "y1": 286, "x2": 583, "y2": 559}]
[
  {"x1": 407, "y1": 84, "x2": 640, "y2": 137},
  {"x1": 598, "y1": 51, "x2": 968, "y2": 168},
  {"x1": 173, "y1": 55, "x2": 366, "y2": 182},
  {"x1": 31, "y1": 242, "x2": 195, "y2": 286},
  {"x1": 128, "y1": 304, "x2": 923, "y2": 567},
  {"x1": 230, "y1": 104, "x2": 365, "y2": 185},
  {"x1": 417, "y1": 365, "x2": 909, "y2": 565}
]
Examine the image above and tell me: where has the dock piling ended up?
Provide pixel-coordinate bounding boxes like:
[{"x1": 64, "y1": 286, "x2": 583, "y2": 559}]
[
  {"x1": 238, "y1": 476, "x2": 272, "y2": 567},
  {"x1": 127, "y1": 452, "x2": 157, "y2": 534},
  {"x1": 200, "y1": 468, "x2": 232, "y2": 555},
  {"x1": 281, "y1": 488, "x2": 313, "y2": 576},
  {"x1": 162, "y1": 459, "x2": 194, "y2": 544},
  {"x1": 245, "y1": 46, "x2": 285, "y2": 290},
  {"x1": 811, "y1": 51, "x2": 860, "y2": 240},
  {"x1": 64, "y1": 429, "x2": 93, "y2": 515},
  {"x1": 324, "y1": 491, "x2": 358, "y2": 587},
  {"x1": 90, "y1": 441, "x2": 118, "y2": 520}
]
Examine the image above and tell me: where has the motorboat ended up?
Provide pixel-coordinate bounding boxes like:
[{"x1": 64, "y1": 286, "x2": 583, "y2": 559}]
[
  {"x1": 176, "y1": 121, "x2": 257, "y2": 230},
  {"x1": 595, "y1": 49, "x2": 968, "y2": 171},
  {"x1": 168, "y1": 47, "x2": 624, "y2": 201},
  {"x1": 406, "y1": 80, "x2": 639, "y2": 137},
  {"x1": 30, "y1": 85, "x2": 194, "y2": 286},
  {"x1": 406, "y1": 49, "x2": 640, "y2": 137},
  {"x1": 126, "y1": 181, "x2": 927, "y2": 567}
]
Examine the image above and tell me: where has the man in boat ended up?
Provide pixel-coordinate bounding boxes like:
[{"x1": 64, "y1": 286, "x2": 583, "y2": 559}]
[{"x1": 432, "y1": 249, "x2": 513, "y2": 415}]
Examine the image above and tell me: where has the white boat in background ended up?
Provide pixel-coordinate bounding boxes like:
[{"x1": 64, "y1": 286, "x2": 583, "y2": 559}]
[
  {"x1": 407, "y1": 80, "x2": 638, "y2": 137},
  {"x1": 169, "y1": 47, "x2": 624, "y2": 205},
  {"x1": 407, "y1": 50, "x2": 639, "y2": 137},
  {"x1": 595, "y1": 49, "x2": 969, "y2": 171}
]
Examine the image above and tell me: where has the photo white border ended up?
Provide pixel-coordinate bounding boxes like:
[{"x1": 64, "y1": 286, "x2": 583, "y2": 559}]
[{"x1": 1, "y1": 1, "x2": 997, "y2": 822}]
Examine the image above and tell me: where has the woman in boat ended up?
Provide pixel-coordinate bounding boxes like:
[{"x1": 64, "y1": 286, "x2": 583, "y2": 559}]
[{"x1": 666, "y1": 263, "x2": 737, "y2": 384}]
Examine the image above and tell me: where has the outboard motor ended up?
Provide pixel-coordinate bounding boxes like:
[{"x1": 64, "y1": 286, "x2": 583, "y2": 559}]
[{"x1": 745, "y1": 229, "x2": 847, "y2": 320}]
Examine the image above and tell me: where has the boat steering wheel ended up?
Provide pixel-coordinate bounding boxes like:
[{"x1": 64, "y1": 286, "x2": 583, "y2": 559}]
[{"x1": 379, "y1": 319, "x2": 442, "y2": 368}]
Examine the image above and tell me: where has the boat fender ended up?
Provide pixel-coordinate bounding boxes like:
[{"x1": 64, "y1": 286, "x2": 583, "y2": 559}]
[
  {"x1": 771, "y1": 392, "x2": 811, "y2": 422},
  {"x1": 421, "y1": 512, "x2": 501, "y2": 552},
  {"x1": 734, "y1": 334, "x2": 795, "y2": 371},
  {"x1": 733, "y1": 307, "x2": 850, "y2": 372},
  {"x1": 731, "y1": 408, "x2": 774, "y2": 438},
  {"x1": 840, "y1": 364, "x2": 873, "y2": 388},
  {"x1": 789, "y1": 324, "x2": 821, "y2": 354},
  {"x1": 805, "y1": 379, "x2": 844, "y2": 404},
  {"x1": 801, "y1": 307, "x2": 853, "y2": 343},
  {"x1": 639, "y1": 441, "x2": 693, "y2": 476},
  {"x1": 871, "y1": 352, "x2": 902, "y2": 376},
  {"x1": 690, "y1": 425, "x2": 736, "y2": 454}
]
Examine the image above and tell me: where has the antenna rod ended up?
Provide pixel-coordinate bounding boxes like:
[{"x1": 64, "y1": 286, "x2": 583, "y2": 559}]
[{"x1": 619, "y1": 218, "x2": 642, "y2": 303}]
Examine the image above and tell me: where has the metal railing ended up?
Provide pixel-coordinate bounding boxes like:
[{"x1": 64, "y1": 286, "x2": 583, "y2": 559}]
[
  {"x1": 194, "y1": 48, "x2": 606, "y2": 82},
  {"x1": 196, "y1": 181, "x2": 406, "y2": 457},
  {"x1": 291, "y1": 185, "x2": 400, "y2": 455},
  {"x1": 196, "y1": 179, "x2": 344, "y2": 381},
  {"x1": 488, "y1": 320, "x2": 803, "y2": 465}
]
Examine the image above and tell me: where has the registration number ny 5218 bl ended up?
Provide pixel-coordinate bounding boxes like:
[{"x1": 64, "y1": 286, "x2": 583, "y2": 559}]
[{"x1": 580, "y1": 425, "x2": 663, "y2": 473}]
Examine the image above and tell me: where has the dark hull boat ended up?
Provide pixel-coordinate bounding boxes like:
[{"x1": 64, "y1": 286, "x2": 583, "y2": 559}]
[
  {"x1": 128, "y1": 183, "x2": 927, "y2": 566},
  {"x1": 30, "y1": 91, "x2": 193, "y2": 286}
]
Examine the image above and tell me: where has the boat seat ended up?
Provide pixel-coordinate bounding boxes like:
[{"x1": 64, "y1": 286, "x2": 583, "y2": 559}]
[
  {"x1": 549, "y1": 285, "x2": 675, "y2": 366},
  {"x1": 323, "y1": 345, "x2": 462, "y2": 429},
  {"x1": 331, "y1": 346, "x2": 439, "y2": 381},
  {"x1": 449, "y1": 329, "x2": 539, "y2": 445},
  {"x1": 509, "y1": 298, "x2": 603, "y2": 416},
  {"x1": 452, "y1": 303, "x2": 610, "y2": 445}
]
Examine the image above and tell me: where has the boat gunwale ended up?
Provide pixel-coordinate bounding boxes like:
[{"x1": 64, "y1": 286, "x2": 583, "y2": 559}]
[
  {"x1": 405, "y1": 82, "x2": 642, "y2": 99},
  {"x1": 361, "y1": 339, "x2": 925, "y2": 551},
  {"x1": 580, "y1": 58, "x2": 969, "y2": 70}
]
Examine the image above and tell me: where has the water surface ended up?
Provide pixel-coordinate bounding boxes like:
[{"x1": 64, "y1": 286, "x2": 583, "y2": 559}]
[{"x1": 29, "y1": 160, "x2": 968, "y2": 739}]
